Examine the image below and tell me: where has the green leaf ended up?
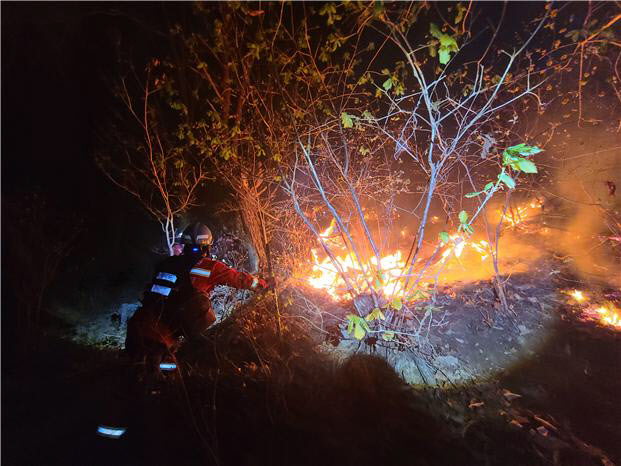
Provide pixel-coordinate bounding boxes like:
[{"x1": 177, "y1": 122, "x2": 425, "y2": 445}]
[
  {"x1": 505, "y1": 143, "x2": 525, "y2": 154},
  {"x1": 439, "y1": 231, "x2": 449, "y2": 244},
  {"x1": 429, "y1": 23, "x2": 442, "y2": 39},
  {"x1": 430, "y1": 23, "x2": 458, "y2": 65},
  {"x1": 466, "y1": 181, "x2": 495, "y2": 198},
  {"x1": 354, "y1": 322, "x2": 366, "y2": 339},
  {"x1": 502, "y1": 151, "x2": 520, "y2": 167},
  {"x1": 341, "y1": 112, "x2": 353, "y2": 128},
  {"x1": 516, "y1": 159, "x2": 538, "y2": 173},
  {"x1": 458, "y1": 210, "x2": 468, "y2": 224},
  {"x1": 346, "y1": 314, "x2": 369, "y2": 340},
  {"x1": 362, "y1": 110, "x2": 374, "y2": 120},
  {"x1": 365, "y1": 307, "x2": 386, "y2": 322},
  {"x1": 498, "y1": 172, "x2": 516, "y2": 189},
  {"x1": 391, "y1": 296, "x2": 403, "y2": 311},
  {"x1": 440, "y1": 35, "x2": 457, "y2": 51},
  {"x1": 374, "y1": 0, "x2": 384, "y2": 15},
  {"x1": 382, "y1": 77, "x2": 393, "y2": 91},
  {"x1": 438, "y1": 49, "x2": 451, "y2": 65},
  {"x1": 506, "y1": 144, "x2": 543, "y2": 156},
  {"x1": 382, "y1": 331, "x2": 395, "y2": 341}
]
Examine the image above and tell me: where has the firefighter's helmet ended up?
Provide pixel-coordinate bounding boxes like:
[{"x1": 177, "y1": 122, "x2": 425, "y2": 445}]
[{"x1": 181, "y1": 222, "x2": 213, "y2": 257}]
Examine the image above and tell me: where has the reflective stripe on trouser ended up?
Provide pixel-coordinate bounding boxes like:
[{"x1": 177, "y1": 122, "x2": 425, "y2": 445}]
[
  {"x1": 156, "y1": 272, "x2": 177, "y2": 283},
  {"x1": 97, "y1": 425, "x2": 127, "y2": 439},
  {"x1": 150, "y1": 284, "x2": 172, "y2": 296}
]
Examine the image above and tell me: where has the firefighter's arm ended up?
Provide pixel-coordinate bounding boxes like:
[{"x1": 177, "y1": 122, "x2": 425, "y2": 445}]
[
  {"x1": 210, "y1": 261, "x2": 268, "y2": 291},
  {"x1": 188, "y1": 262, "x2": 213, "y2": 293}
]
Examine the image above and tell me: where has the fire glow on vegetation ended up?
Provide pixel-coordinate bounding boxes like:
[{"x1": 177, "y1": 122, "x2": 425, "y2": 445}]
[{"x1": 496, "y1": 199, "x2": 543, "y2": 230}]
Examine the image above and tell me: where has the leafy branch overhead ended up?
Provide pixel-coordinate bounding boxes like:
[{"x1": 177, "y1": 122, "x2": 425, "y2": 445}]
[{"x1": 429, "y1": 23, "x2": 459, "y2": 64}]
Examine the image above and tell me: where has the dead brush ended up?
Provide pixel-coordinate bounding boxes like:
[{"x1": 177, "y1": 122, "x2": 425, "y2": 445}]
[{"x1": 170, "y1": 295, "x2": 467, "y2": 465}]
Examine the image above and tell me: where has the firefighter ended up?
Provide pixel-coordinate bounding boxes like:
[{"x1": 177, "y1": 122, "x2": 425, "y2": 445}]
[{"x1": 125, "y1": 222, "x2": 271, "y2": 374}]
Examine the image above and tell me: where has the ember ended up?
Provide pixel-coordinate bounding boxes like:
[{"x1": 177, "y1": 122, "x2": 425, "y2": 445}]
[
  {"x1": 569, "y1": 290, "x2": 586, "y2": 302},
  {"x1": 564, "y1": 289, "x2": 621, "y2": 330},
  {"x1": 594, "y1": 305, "x2": 621, "y2": 329}
]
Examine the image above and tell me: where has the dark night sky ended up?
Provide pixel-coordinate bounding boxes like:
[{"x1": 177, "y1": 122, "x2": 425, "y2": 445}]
[
  {"x1": 2, "y1": 3, "x2": 162, "y2": 199},
  {"x1": 0, "y1": 1, "x2": 540, "y2": 213},
  {"x1": 1, "y1": 3, "x2": 178, "y2": 308}
]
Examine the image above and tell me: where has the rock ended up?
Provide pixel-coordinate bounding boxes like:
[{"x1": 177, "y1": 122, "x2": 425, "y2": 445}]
[
  {"x1": 517, "y1": 324, "x2": 530, "y2": 335},
  {"x1": 119, "y1": 302, "x2": 139, "y2": 326},
  {"x1": 435, "y1": 354, "x2": 459, "y2": 368},
  {"x1": 392, "y1": 357, "x2": 426, "y2": 385}
]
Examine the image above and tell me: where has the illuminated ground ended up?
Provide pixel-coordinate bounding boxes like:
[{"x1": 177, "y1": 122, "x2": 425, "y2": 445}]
[
  {"x1": 5, "y1": 230, "x2": 619, "y2": 465},
  {"x1": 4, "y1": 266, "x2": 619, "y2": 465}
]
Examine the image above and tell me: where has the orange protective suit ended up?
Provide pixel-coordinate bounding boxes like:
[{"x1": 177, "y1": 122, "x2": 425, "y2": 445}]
[{"x1": 125, "y1": 254, "x2": 267, "y2": 364}]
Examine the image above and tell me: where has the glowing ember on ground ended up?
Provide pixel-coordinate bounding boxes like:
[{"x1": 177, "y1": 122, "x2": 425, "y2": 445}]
[
  {"x1": 569, "y1": 289, "x2": 586, "y2": 302},
  {"x1": 593, "y1": 305, "x2": 621, "y2": 329},
  {"x1": 563, "y1": 289, "x2": 621, "y2": 330}
]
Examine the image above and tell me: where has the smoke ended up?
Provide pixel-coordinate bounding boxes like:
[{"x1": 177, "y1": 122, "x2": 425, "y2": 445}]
[{"x1": 551, "y1": 143, "x2": 621, "y2": 287}]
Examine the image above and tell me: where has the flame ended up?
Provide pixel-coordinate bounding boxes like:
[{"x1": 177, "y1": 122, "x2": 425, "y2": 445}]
[
  {"x1": 564, "y1": 289, "x2": 620, "y2": 330},
  {"x1": 497, "y1": 199, "x2": 542, "y2": 229},
  {"x1": 593, "y1": 305, "x2": 621, "y2": 328},
  {"x1": 303, "y1": 199, "x2": 547, "y2": 301},
  {"x1": 470, "y1": 240, "x2": 490, "y2": 261},
  {"x1": 306, "y1": 224, "x2": 493, "y2": 300},
  {"x1": 570, "y1": 289, "x2": 586, "y2": 302},
  {"x1": 306, "y1": 219, "x2": 408, "y2": 299},
  {"x1": 506, "y1": 205, "x2": 529, "y2": 227}
]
